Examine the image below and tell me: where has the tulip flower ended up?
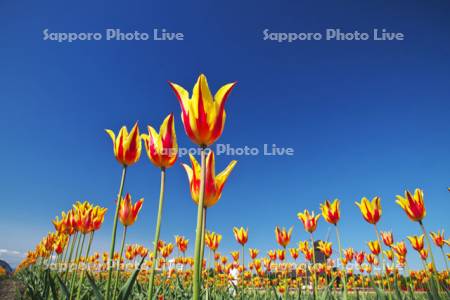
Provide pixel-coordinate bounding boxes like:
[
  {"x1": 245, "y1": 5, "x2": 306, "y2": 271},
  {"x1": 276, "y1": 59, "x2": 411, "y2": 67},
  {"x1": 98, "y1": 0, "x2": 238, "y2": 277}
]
[
  {"x1": 182, "y1": 151, "x2": 237, "y2": 208},
  {"x1": 320, "y1": 199, "x2": 340, "y2": 225},
  {"x1": 366, "y1": 253, "x2": 377, "y2": 265},
  {"x1": 380, "y1": 231, "x2": 394, "y2": 247},
  {"x1": 161, "y1": 243, "x2": 174, "y2": 259},
  {"x1": 419, "y1": 249, "x2": 428, "y2": 261},
  {"x1": 367, "y1": 240, "x2": 381, "y2": 255},
  {"x1": 297, "y1": 210, "x2": 320, "y2": 233},
  {"x1": 118, "y1": 193, "x2": 144, "y2": 227},
  {"x1": 230, "y1": 251, "x2": 240, "y2": 262},
  {"x1": 355, "y1": 196, "x2": 382, "y2": 225},
  {"x1": 169, "y1": 74, "x2": 236, "y2": 147},
  {"x1": 407, "y1": 235, "x2": 425, "y2": 252},
  {"x1": 142, "y1": 113, "x2": 178, "y2": 169},
  {"x1": 105, "y1": 124, "x2": 139, "y2": 298},
  {"x1": 175, "y1": 236, "x2": 189, "y2": 254},
  {"x1": 344, "y1": 248, "x2": 355, "y2": 263},
  {"x1": 275, "y1": 226, "x2": 293, "y2": 248},
  {"x1": 144, "y1": 114, "x2": 179, "y2": 299},
  {"x1": 205, "y1": 231, "x2": 222, "y2": 252},
  {"x1": 289, "y1": 248, "x2": 299, "y2": 260},
  {"x1": 233, "y1": 227, "x2": 248, "y2": 246},
  {"x1": 106, "y1": 122, "x2": 142, "y2": 167},
  {"x1": 249, "y1": 248, "x2": 259, "y2": 260},
  {"x1": 429, "y1": 230, "x2": 447, "y2": 248},
  {"x1": 277, "y1": 249, "x2": 285, "y2": 261},
  {"x1": 383, "y1": 250, "x2": 394, "y2": 261},
  {"x1": 267, "y1": 250, "x2": 277, "y2": 261},
  {"x1": 396, "y1": 189, "x2": 438, "y2": 274},
  {"x1": 392, "y1": 242, "x2": 408, "y2": 257},
  {"x1": 317, "y1": 241, "x2": 333, "y2": 258},
  {"x1": 355, "y1": 251, "x2": 365, "y2": 265},
  {"x1": 430, "y1": 230, "x2": 450, "y2": 270},
  {"x1": 396, "y1": 189, "x2": 426, "y2": 222},
  {"x1": 298, "y1": 241, "x2": 309, "y2": 254}
]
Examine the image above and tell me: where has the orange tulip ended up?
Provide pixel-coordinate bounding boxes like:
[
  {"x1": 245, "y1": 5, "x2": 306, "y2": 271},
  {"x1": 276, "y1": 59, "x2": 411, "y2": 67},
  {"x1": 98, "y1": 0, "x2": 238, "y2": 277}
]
[
  {"x1": 249, "y1": 248, "x2": 259, "y2": 260},
  {"x1": 344, "y1": 248, "x2": 355, "y2": 262},
  {"x1": 384, "y1": 250, "x2": 394, "y2": 261},
  {"x1": 419, "y1": 249, "x2": 428, "y2": 261},
  {"x1": 380, "y1": 231, "x2": 394, "y2": 247},
  {"x1": 161, "y1": 243, "x2": 174, "y2": 259},
  {"x1": 320, "y1": 199, "x2": 340, "y2": 225},
  {"x1": 205, "y1": 231, "x2": 222, "y2": 251},
  {"x1": 289, "y1": 248, "x2": 299, "y2": 260},
  {"x1": 175, "y1": 236, "x2": 189, "y2": 253},
  {"x1": 407, "y1": 234, "x2": 424, "y2": 252},
  {"x1": 118, "y1": 193, "x2": 144, "y2": 227},
  {"x1": 298, "y1": 241, "x2": 309, "y2": 253},
  {"x1": 182, "y1": 151, "x2": 236, "y2": 208},
  {"x1": 142, "y1": 113, "x2": 178, "y2": 169},
  {"x1": 392, "y1": 241, "x2": 407, "y2": 257},
  {"x1": 267, "y1": 250, "x2": 277, "y2": 261},
  {"x1": 230, "y1": 251, "x2": 240, "y2": 261},
  {"x1": 367, "y1": 240, "x2": 381, "y2": 255},
  {"x1": 355, "y1": 196, "x2": 382, "y2": 224},
  {"x1": 430, "y1": 230, "x2": 447, "y2": 248},
  {"x1": 395, "y1": 188, "x2": 426, "y2": 222},
  {"x1": 233, "y1": 227, "x2": 248, "y2": 246},
  {"x1": 355, "y1": 251, "x2": 365, "y2": 265},
  {"x1": 366, "y1": 253, "x2": 376, "y2": 265},
  {"x1": 275, "y1": 226, "x2": 293, "y2": 248},
  {"x1": 106, "y1": 122, "x2": 142, "y2": 166},
  {"x1": 169, "y1": 74, "x2": 236, "y2": 147},
  {"x1": 297, "y1": 210, "x2": 320, "y2": 233},
  {"x1": 317, "y1": 241, "x2": 333, "y2": 258},
  {"x1": 277, "y1": 249, "x2": 285, "y2": 261}
]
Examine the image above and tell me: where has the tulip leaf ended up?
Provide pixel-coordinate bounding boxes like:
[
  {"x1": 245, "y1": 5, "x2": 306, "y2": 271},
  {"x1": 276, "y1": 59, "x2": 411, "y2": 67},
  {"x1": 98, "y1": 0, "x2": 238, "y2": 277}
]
[
  {"x1": 86, "y1": 272, "x2": 104, "y2": 300},
  {"x1": 117, "y1": 256, "x2": 145, "y2": 300},
  {"x1": 55, "y1": 272, "x2": 70, "y2": 300}
]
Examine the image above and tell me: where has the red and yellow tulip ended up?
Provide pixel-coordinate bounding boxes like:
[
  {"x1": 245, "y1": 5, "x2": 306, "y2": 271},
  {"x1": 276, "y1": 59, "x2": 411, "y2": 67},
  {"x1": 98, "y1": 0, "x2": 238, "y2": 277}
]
[
  {"x1": 396, "y1": 189, "x2": 426, "y2": 222},
  {"x1": 320, "y1": 199, "x2": 340, "y2": 225},
  {"x1": 106, "y1": 123, "x2": 142, "y2": 166},
  {"x1": 275, "y1": 226, "x2": 293, "y2": 248},
  {"x1": 380, "y1": 231, "x2": 394, "y2": 247},
  {"x1": 118, "y1": 193, "x2": 144, "y2": 227},
  {"x1": 142, "y1": 113, "x2": 178, "y2": 169},
  {"x1": 297, "y1": 210, "x2": 320, "y2": 233},
  {"x1": 233, "y1": 227, "x2": 248, "y2": 246},
  {"x1": 317, "y1": 241, "x2": 333, "y2": 258},
  {"x1": 205, "y1": 231, "x2": 222, "y2": 251},
  {"x1": 367, "y1": 240, "x2": 381, "y2": 255},
  {"x1": 169, "y1": 74, "x2": 236, "y2": 147},
  {"x1": 407, "y1": 234, "x2": 425, "y2": 252},
  {"x1": 355, "y1": 196, "x2": 381, "y2": 225},
  {"x1": 175, "y1": 236, "x2": 189, "y2": 253},
  {"x1": 182, "y1": 151, "x2": 236, "y2": 208}
]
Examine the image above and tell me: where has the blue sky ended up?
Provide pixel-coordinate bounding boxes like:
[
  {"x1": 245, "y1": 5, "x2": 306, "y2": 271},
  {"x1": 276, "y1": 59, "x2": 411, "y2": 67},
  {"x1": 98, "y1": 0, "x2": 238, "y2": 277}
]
[{"x1": 0, "y1": 0, "x2": 449, "y2": 269}]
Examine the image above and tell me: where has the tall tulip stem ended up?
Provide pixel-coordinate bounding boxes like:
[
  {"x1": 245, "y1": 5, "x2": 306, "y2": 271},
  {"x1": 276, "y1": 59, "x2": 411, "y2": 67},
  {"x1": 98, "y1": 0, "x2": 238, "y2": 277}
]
[
  {"x1": 113, "y1": 226, "x2": 128, "y2": 299},
  {"x1": 75, "y1": 232, "x2": 94, "y2": 300},
  {"x1": 310, "y1": 234, "x2": 317, "y2": 299},
  {"x1": 335, "y1": 225, "x2": 348, "y2": 299},
  {"x1": 193, "y1": 147, "x2": 207, "y2": 300},
  {"x1": 147, "y1": 167, "x2": 166, "y2": 300},
  {"x1": 105, "y1": 165, "x2": 127, "y2": 300},
  {"x1": 419, "y1": 221, "x2": 437, "y2": 272}
]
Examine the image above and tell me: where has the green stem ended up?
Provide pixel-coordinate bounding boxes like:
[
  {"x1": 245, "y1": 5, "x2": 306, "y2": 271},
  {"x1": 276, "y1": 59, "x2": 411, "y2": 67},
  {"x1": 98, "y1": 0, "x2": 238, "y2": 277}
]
[
  {"x1": 70, "y1": 233, "x2": 86, "y2": 300},
  {"x1": 241, "y1": 244, "x2": 245, "y2": 298},
  {"x1": 310, "y1": 233, "x2": 317, "y2": 299},
  {"x1": 147, "y1": 167, "x2": 166, "y2": 300},
  {"x1": 113, "y1": 226, "x2": 127, "y2": 299},
  {"x1": 105, "y1": 165, "x2": 127, "y2": 300},
  {"x1": 441, "y1": 247, "x2": 449, "y2": 270},
  {"x1": 335, "y1": 225, "x2": 348, "y2": 299},
  {"x1": 64, "y1": 232, "x2": 78, "y2": 282},
  {"x1": 200, "y1": 207, "x2": 207, "y2": 269},
  {"x1": 193, "y1": 147, "x2": 207, "y2": 300},
  {"x1": 75, "y1": 232, "x2": 94, "y2": 300},
  {"x1": 419, "y1": 221, "x2": 437, "y2": 272},
  {"x1": 374, "y1": 225, "x2": 391, "y2": 295}
]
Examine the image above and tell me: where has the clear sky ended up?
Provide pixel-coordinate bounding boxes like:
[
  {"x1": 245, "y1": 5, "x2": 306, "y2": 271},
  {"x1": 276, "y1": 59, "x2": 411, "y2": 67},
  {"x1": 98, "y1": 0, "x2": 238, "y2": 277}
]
[{"x1": 0, "y1": 0, "x2": 449, "y2": 269}]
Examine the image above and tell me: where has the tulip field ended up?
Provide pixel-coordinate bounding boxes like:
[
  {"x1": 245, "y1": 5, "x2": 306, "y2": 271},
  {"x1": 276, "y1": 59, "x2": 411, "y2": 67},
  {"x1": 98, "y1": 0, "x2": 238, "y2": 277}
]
[{"x1": 11, "y1": 74, "x2": 450, "y2": 300}]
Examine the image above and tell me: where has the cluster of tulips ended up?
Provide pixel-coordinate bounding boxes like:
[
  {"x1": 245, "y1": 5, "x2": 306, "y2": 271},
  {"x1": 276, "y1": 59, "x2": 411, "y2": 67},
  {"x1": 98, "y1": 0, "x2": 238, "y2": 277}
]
[{"x1": 15, "y1": 74, "x2": 450, "y2": 300}]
